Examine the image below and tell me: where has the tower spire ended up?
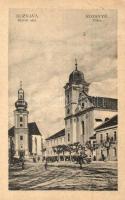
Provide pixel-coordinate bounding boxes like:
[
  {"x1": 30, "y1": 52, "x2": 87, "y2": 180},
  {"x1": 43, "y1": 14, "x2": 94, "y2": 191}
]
[
  {"x1": 16, "y1": 81, "x2": 27, "y2": 110},
  {"x1": 75, "y1": 58, "x2": 78, "y2": 70}
]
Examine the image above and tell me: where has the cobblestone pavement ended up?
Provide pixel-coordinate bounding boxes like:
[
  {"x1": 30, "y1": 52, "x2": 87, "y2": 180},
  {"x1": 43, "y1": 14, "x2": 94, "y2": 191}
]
[{"x1": 9, "y1": 161, "x2": 117, "y2": 190}]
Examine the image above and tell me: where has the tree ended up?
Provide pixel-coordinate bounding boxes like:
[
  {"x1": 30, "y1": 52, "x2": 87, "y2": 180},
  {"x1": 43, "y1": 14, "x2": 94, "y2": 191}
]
[
  {"x1": 61, "y1": 144, "x2": 67, "y2": 161},
  {"x1": 64, "y1": 142, "x2": 85, "y2": 161},
  {"x1": 65, "y1": 144, "x2": 73, "y2": 161},
  {"x1": 52, "y1": 145, "x2": 65, "y2": 161},
  {"x1": 85, "y1": 140, "x2": 99, "y2": 152},
  {"x1": 9, "y1": 138, "x2": 15, "y2": 164},
  {"x1": 52, "y1": 142, "x2": 86, "y2": 162}
]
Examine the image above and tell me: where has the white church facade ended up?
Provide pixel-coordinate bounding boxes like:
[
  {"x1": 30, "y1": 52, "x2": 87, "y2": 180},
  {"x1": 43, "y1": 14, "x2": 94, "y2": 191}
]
[
  {"x1": 46, "y1": 60, "x2": 118, "y2": 159},
  {"x1": 8, "y1": 82, "x2": 43, "y2": 159}
]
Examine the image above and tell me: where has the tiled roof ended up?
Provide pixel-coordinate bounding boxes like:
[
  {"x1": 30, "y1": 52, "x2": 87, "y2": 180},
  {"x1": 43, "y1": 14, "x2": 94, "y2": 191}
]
[
  {"x1": 8, "y1": 122, "x2": 41, "y2": 137},
  {"x1": 95, "y1": 115, "x2": 118, "y2": 131},
  {"x1": 89, "y1": 134, "x2": 96, "y2": 139},
  {"x1": 88, "y1": 96, "x2": 117, "y2": 110},
  {"x1": 28, "y1": 122, "x2": 41, "y2": 136},
  {"x1": 46, "y1": 129, "x2": 65, "y2": 140},
  {"x1": 9, "y1": 126, "x2": 15, "y2": 137}
]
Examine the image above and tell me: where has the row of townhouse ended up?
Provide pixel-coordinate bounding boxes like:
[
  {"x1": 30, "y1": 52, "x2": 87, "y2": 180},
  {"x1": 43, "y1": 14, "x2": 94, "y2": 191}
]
[{"x1": 45, "y1": 115, "x2": 117, "y2": 161}]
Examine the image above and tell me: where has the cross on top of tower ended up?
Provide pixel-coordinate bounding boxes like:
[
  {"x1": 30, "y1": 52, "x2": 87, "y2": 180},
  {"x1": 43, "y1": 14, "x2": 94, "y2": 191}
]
[{"x1": 75, "y1": 58, "x2": 78, "y2": 70}]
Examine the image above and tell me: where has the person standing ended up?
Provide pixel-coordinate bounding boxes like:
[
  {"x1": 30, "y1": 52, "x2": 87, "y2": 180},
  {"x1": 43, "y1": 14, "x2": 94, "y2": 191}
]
[
  {"x1": 102, "y1": 153, "x2": 105, "y2": 161},
  {"x1": 44, "y1": 159, "x2": 48, "y2": 170},
  {"x1": 79, "y1": 153, "x2": 83, "y2": 169}
]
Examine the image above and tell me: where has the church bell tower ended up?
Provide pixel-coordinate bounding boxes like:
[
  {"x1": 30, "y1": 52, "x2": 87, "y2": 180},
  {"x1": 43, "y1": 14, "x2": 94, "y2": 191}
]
[
  {"x1": 14, "y1": 81, "x2": 29, "y2": 158},
  {"x1": 64, "y1": 59, "x2": 90, "y2": 144}
]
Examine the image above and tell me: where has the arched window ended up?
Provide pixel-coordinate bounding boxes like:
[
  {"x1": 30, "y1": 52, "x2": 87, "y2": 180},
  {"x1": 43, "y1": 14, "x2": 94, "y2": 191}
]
[
  {"x1": 67, "y1": 94, "x2": 70, "y2": 104},
  {"x1": 81, "y1": 121, "x2": 85, "y2": 144},
  {"x1": 20, "y1": 136, "x2": 23, "y2": 140},
  {"x1": 106, "y1": 133, "x2": 109, "y2": 141},
  {"x1": 100, "y1": 134, "x2": 103, "y2": 143},
  {"x1": 82, "y1": 121, "x2": 84, "y2": 135},
  {"x1": 81, "y1": 102, "x2": 84, "y2": 108}
]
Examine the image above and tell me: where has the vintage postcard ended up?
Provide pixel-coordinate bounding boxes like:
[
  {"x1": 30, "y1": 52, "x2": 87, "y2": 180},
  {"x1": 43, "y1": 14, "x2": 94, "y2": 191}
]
[
  {"x1": 0, "y1": 1, "x2": 125, "y2": 200},
  {"x1": 8, "y1": 9, "x2": 117, "y2": 190}
]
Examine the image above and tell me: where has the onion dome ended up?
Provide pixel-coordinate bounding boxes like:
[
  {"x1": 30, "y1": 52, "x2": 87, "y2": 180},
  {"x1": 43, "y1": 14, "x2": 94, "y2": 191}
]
[
  {"x1": 69, "y1": 59, "x2": 88, "y2": 85},
  {"x1": 15, "y1": 99, "x2": 27, "y2": 111},
  {"x1": 69, "y1": 69, "x2": 85, "y2": 85},
  {"x1": 15, "y1": 81, "x2": 28, "y2": 111}
]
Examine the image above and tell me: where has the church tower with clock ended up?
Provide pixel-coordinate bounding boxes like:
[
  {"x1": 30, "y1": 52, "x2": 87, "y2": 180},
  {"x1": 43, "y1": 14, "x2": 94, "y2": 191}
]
[
  {"x1": 64, "y1": 59, "x2": 90, "y2": 144},
  {"x1": 14, "y1": 82, "x2": 29, "y2": 158}
]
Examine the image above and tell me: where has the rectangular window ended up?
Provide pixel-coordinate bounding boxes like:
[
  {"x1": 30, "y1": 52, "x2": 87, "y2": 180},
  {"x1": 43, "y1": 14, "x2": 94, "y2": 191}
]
[
  {"x1": 95, "y1": 118, "x2": 102, "y2": 122},
  {"x1": 20, "y1": 123, "x2": 23, "y2": 127},
  {"x1": 67, "y1": 108, "x2": 70, "y2": 114},
  {"x1": 114, "y1": 131, "x2": 117, "y2": 141},
  {"x1": 20, "y1": 136, "x2": 23, "y2": 140},
  {"x1": 68, "y1": 133, "x2": 70, "y2": 142},
  {"x1": 20, "y1": 116, "x2": 23, "y2": 122}
]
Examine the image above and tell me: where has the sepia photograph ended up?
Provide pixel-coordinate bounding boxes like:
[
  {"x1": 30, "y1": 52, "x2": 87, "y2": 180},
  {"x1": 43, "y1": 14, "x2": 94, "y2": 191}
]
[{"x1": 8, "y1": 9, "x2": 117, "y2": 191}]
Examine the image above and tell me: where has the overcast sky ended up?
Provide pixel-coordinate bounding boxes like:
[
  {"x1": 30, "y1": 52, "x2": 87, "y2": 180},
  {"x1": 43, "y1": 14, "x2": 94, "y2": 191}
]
[{"x1": 9, "y1": 9, "x2": 117, "y2": 138}]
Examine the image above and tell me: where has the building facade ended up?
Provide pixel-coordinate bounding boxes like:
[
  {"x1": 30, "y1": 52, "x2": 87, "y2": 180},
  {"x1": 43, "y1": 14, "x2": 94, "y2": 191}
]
[
  {"x1": 94, "y1": 115, "x2": 117, "y2": 161},
  {"x1": 8, "y1": 83, "x2": 43, "y2": 159},
  {"x1": 45, "y1": 129, "x2": 65, "y2": 157},
  {"x1": 64, "y1": 60, "x2": 117, "y2": 146},
  {"x1": 46, "y1": 60, "x2": 118, "y2": 161}
]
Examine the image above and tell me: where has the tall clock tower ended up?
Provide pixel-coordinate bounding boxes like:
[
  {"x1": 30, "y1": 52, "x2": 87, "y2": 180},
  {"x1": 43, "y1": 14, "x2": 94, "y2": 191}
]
[
  {"x1": 64, "y1": 59, "x2": 90, "y2": 144},
  {"x1": 14, "y1": 82, "x2": 29, "y2": 158}
]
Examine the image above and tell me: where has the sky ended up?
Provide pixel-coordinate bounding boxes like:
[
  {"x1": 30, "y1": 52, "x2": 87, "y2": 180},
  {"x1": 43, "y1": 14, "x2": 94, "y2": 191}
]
[{"x1": 9, "y1": 9, "x2": 117, "y2": 139}]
